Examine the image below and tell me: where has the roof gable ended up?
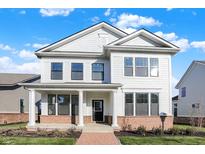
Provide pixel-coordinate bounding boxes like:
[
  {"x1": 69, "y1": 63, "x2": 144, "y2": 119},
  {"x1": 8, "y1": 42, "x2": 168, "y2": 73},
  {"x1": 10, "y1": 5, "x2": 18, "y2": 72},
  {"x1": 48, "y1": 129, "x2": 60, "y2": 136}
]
[
  {"x1": 176, "y1": 61, "x2": 205, "y2": 89},
  {"x1": 36, "y1": 22, "x2": 127, "y2": 53},
  {"x1": 109, "y1": 29, "x2": 180, "y2": 49}
]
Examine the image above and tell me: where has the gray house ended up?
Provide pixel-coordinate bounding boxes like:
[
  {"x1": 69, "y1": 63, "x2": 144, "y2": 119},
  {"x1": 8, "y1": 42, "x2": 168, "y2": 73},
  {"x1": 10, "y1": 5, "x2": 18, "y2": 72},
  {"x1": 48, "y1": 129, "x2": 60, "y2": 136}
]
[{"x1": 0, "y1": 73, "x2": 41, "y2": 124}]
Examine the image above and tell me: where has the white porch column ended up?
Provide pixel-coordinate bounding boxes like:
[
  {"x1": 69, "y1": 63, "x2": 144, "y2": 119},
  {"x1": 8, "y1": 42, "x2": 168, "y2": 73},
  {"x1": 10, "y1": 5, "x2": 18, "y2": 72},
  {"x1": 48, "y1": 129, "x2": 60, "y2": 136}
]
[
  {"x1": 28, "y1": 89, "x2": 36, "y2": 126},
  {"x1": 112, "y1": 90, "x2": 118, "y2": 128},
  {"x1": 78, "y1": 90, "x2": 84, "y2": 127}
]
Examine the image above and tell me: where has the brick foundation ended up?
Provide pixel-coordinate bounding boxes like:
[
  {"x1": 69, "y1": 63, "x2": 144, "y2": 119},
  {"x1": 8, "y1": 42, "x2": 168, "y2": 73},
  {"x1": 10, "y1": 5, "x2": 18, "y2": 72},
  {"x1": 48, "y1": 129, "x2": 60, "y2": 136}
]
[
  {"x1": 40, "y1": 115, "x2": 92, "y2": 124},
  {"x1": 0, "y1": 113, "x2": 28, "y2": 124},
  {"x1": 117, "y1": 116, "x2": 173, "y2": 130},
  {"x1": 174, "y1": 117, "x2": 205, "y2": 126}
]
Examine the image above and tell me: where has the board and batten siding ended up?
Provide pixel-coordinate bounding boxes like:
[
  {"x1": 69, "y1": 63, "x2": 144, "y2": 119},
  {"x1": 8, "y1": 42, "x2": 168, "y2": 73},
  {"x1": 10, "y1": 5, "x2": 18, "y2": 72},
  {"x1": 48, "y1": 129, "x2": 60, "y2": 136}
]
[
  {"x1": 110, "y1": 52, "x2": 172, "y2": 116},
  {"x1": 177, "y1": 63, "x2": 205, "y2": 117},
  {"x1": 40, "y1": 57, "x2": 110, "y2": 83}
]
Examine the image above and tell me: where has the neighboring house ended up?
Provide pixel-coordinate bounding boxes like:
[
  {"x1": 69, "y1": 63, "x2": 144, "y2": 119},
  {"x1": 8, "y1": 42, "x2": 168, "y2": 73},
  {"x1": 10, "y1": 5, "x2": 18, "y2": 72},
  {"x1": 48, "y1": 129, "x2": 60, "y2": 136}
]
[
  {"x1": 21, "y1": 22, "x2": 180, "y2": 130},
  {"x1": 175, "y1": 61, "x2": 205, "y2": 125},
  {"x1": 172, "y1": 95, "x2": 179, "y2": 117},
  {"x1": 0, "y1": 73, "x2": 41, "y2": 124}
]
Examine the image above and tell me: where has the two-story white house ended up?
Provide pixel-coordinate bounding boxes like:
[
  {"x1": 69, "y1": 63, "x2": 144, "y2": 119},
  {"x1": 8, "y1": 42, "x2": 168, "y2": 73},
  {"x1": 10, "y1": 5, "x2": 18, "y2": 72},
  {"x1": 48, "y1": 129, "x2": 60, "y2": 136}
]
[{"x1": 21, "y1": 22, "x2": 180, "y2": 130}]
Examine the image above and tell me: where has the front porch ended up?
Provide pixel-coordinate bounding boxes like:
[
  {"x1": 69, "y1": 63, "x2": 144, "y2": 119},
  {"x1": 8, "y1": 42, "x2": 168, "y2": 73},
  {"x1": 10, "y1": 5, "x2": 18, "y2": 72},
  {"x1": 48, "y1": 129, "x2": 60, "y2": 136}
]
[{"x1": 21, "y1": 83, "x2": 122, "y2": 130}]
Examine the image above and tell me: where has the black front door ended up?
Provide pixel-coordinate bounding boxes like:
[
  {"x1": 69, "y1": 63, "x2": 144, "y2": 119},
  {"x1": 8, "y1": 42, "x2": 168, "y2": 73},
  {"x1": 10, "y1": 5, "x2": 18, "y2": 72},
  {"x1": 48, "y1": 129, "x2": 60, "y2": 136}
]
[{"x1": 92, "y1": 100, "x2": 104, "y2": 122}]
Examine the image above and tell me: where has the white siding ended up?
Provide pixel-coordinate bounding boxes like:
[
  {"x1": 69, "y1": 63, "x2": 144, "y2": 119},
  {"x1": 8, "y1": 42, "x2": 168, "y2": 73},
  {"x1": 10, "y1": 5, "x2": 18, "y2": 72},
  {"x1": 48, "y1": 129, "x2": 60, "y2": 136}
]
[
  {"x1": 53, "y1": 28, "x2": 120, "y2": 52},
  {"x1": 110, "y1": 52, "x2": 172, "y2": 116},
  {"x1": 40, "y1": 57, "x2": 110, "y2": 83},
  {"x1": 178, "y1": 63, "x2": 205, "y2": 117},
  {"x1": 121, "y1": 35, "x2": 160, "y2": 47}
]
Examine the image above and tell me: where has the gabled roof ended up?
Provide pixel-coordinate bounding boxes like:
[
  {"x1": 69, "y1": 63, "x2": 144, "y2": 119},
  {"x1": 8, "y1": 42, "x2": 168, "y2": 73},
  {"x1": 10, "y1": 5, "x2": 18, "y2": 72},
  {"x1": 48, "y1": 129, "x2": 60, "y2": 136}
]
[
  {"x1": 108, "y1": 28, "x2": 180, "y2": 50},
  {"x1": 35, "y1": 21, "x2": 127, "y2": 54},
  {"x1": 175, "y1": 61, "x2": 205, "y2": 89},
  {"x1": 172, "y1": 95, "x2": 179, "y2": 101},
  {"x1": 0, "y1": 73, "x2": 40, "y2": 87}
]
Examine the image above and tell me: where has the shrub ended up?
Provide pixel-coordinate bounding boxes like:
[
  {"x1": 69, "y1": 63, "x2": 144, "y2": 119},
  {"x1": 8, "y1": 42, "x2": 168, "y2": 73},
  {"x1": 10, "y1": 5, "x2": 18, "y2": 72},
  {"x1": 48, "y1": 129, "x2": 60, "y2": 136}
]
[
  {"x1": 136, "y1": 125, "x2": 146, "y2": 136},
  {"x1": 152, "y1": 127, "x2": 162, "y2": 136},
  {"x1": 185, "y1": 127, "x2": 196, "y2": 136},
  {"x1": 167, "y1": 127, "x2": 180, "y2": 135}
]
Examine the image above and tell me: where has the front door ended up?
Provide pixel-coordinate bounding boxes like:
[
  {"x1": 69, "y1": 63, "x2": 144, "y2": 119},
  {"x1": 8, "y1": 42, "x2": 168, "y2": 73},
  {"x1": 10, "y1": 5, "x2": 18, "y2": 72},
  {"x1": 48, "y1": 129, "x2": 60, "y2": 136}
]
[{"x1": 92, "y1": 100, "x2": 104, "y2": 122}]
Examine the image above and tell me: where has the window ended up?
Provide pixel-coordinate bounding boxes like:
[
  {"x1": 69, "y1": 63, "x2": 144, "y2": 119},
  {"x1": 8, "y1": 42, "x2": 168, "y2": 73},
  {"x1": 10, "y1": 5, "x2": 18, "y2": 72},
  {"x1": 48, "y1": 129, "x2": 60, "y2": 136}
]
[
  {"x1": 58, "y1": 95, "x2": 70, "y2": 115},
  {"x1": 135, "y1": 58, "x2": 148, "y2": 77},
  {"x1": 71, "y1": 63, "x2": 83, "y2": 80},
  {"x1": 151, "y1": 93, "x2": 159, "y2": 115},
  {"x1": 48, "y1": 95, "x2": 56, "y2": 115},
  {"x1": 51, "y1": 63, "x2": 63, "y2": 80},
  {"x1": 136, "y1": 93, "x2": 148, "y2": 115},
  {"x1": 181, "y1": 87, "x2": 186, "y2": 97},
  {"x1": 124, "y1": 57, "x2": 133, "y2": 76},
  {"x1": 150, "y1": 58, "x2": 159, "y2": 77},
  {"x1": 20, "y1": 99, "x2": 24, "y2": 113},
  {"x1": 125, "y1": 93, "x2": 134, "y2": 116},
  {"x1": 92, "y1": 63, "x2": 104, "y2": 80}
]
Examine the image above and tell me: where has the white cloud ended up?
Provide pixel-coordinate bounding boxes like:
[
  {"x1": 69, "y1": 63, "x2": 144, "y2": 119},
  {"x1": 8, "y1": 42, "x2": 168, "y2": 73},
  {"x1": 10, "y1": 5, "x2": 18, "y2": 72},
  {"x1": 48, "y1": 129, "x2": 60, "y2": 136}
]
[
  {"x1": 19, "y1": 10, "x2": 26, "y2": 15},
  {"x1": 155, "y1": 31, "x2": 190, "y2": 52},
  {"x1": 112, "y1": 13, "x2": 162, "y2": 33},
  {"x1": 0, "y1": 56, "x2": 40, "y2": 74},
  {"x1": 32, "y1": 43, "x2": 49, "y2": 49},
  {"x1": 18, "y1": 50, "x2": 36, "y2": 59},
  {"x1": 172, "y1": 76, "x2": 179, "y2": 96},
  {"x1": 104, "y1": 8, "x2": 111, "y2": 16},
  {"x1": 191, "y1": 41, "x2": 205, "y2": 51},
  {"x1": 91, "y1": 16, "x2": 100, "y2": 23},
  {"x1": 40, "y1": 8, "x2": 74, "y2": 17},
  {"x1": 0, "y1": 43, "x2": 15, "y2": 52}
]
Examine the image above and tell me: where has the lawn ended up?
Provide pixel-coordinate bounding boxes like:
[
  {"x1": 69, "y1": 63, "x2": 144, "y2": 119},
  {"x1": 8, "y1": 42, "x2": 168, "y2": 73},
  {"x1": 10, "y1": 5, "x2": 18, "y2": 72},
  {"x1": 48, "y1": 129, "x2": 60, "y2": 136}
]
[
  {"x1": 174, "y1": 124, "x2": 205, "y2": 132},
  {"x1": 0, "y1": 123, "x2": 27, "y2": 129},
  {"x1": 0, "y1": 136, "x2": 75, "y2": 145},
  {"x1": 119, "y1": 136, "x2": 205, "y2": 145}
]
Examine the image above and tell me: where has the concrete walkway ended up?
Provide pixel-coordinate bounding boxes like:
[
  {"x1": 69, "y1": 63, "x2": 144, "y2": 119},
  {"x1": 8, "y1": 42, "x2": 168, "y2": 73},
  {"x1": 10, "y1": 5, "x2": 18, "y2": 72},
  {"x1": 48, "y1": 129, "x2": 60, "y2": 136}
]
[{"x1": 76, "y1": 123, "x2": 120, "y2": 145}]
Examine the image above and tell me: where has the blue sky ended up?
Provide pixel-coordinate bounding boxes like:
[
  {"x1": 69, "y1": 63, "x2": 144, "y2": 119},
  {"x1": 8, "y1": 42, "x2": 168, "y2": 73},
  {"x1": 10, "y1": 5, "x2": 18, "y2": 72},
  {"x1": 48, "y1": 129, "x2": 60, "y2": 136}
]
[{"x1": 0, "y1": 8, "x2": 205, "y2": 95}]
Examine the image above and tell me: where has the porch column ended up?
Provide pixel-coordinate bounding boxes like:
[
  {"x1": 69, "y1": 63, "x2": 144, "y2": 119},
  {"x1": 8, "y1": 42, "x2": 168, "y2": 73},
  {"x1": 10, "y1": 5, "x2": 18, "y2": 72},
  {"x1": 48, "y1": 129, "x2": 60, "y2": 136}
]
[
  {"x1": 78, "y1": 90, "x2": 84, "y2": 127},
  {"x1": 112, "y1": 90, "x2": 118, "y2": 128},
  {"x1": 28, "y1": 89, "x2": 36, "y2": 126}
]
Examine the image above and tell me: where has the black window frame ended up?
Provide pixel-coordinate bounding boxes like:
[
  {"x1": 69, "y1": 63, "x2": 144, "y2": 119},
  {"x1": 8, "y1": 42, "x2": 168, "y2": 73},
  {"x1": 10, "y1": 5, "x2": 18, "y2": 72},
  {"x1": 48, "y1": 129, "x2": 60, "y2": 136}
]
[
  {"x1": 20, "y1": 98, "x2": 24, "y2": 113},
  {"x1": 92, "y1": 63, "x2": 104, "y2": 81},
  {"x1": 51, "y1": 62, "x2": 63, "y2": 80},
  {"x1": 71, "y1": 63, "x2": 83, "y2": 80}
]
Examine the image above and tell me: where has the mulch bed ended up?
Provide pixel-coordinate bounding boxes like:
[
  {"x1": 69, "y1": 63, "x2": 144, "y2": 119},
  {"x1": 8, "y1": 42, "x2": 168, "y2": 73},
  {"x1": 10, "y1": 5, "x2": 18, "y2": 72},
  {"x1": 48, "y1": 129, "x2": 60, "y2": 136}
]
[{"x1": 0, "y1": 128, "x2": 81, "y2": 138}]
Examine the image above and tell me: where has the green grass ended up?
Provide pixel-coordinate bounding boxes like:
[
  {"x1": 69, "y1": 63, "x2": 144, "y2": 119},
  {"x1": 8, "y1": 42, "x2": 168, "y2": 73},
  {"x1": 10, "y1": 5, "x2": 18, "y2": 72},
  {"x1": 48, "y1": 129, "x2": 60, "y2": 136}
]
[
  {"x1": 174, "y1": 124, "x2": 205, "y2": 132},
  {"x1": 0, "y1": 123, "x2": 27, "y2": 129},
  {"x1": 119, "y1": 136, "x2": 205, "y2": 145},
  {"x1": 0, "y1": 136, "x2": 75, "y2": 145}
]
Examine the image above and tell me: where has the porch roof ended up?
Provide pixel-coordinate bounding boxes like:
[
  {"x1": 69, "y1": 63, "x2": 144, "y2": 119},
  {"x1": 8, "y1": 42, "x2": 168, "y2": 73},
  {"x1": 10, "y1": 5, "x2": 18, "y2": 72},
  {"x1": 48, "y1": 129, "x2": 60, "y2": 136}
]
[{"x1": 19, "y1": 82, "x2": 122, "y2": 90}]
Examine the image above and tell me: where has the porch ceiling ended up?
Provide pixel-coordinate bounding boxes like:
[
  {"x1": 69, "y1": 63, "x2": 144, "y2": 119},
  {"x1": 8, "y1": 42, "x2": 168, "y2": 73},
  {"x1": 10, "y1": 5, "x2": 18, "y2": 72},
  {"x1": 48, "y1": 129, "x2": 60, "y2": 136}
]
[{"x1": 19, "y1": 82, "x2": 122, "y2": 91}]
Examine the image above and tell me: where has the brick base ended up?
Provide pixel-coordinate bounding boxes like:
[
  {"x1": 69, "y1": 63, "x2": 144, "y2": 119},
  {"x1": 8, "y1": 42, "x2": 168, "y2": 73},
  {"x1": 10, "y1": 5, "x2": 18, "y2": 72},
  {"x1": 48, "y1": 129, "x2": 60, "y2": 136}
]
[
  {"x1": 174, "y1": 117, "x2": 205, "y2": 126},
  {"x1": 40, "y1": 115, "x2": 92, "y2": 124},
  {"x1": 0, "y1": 113, "x2": 28, "y2": 124},
  {"x1": 117, "y1": 116, "x2": 173, "y2": 130}
]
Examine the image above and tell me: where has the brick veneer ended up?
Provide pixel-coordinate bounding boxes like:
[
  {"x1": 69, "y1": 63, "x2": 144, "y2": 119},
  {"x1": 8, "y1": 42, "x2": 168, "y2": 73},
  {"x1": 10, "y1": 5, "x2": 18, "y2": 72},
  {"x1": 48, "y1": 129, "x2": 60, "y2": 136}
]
[
  {"x1": 117, "y1": 116, "x2": 173, "y2": 130},
  {"x1": 174, "y1": 117, "x2": 205, "y2": 126},
  {"x1": 0, "y1": 113, "x2": 28, "y2": 124},
  {"x1": 40, "y1": 115, "x2": 92, "y2": 124}
]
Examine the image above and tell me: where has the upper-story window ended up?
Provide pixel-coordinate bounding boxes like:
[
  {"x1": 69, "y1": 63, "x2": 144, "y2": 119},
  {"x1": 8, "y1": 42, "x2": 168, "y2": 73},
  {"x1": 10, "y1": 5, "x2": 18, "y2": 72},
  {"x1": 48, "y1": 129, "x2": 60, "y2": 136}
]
[
  {"x1": 71, "y1": 63, "x2": 83, "y2": 80},
  {"x1": 51, "y1": 63, "x2": 63, "y2": 80},
  {"x1": 92, "y1": 63, "x2": 104, "y2": 80},
  {"x1": 124, "y1": 57, "x2": 133, "y2": 76},
  {"x1": 181, "y1": 87, "x2": 186, "y2": 97},
  {"x1": 150, "y1": 58, "x2": 159, "y2": 77},
  {"x1": 135, "y1": 57, "x2": 148, "y2": 77}
]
